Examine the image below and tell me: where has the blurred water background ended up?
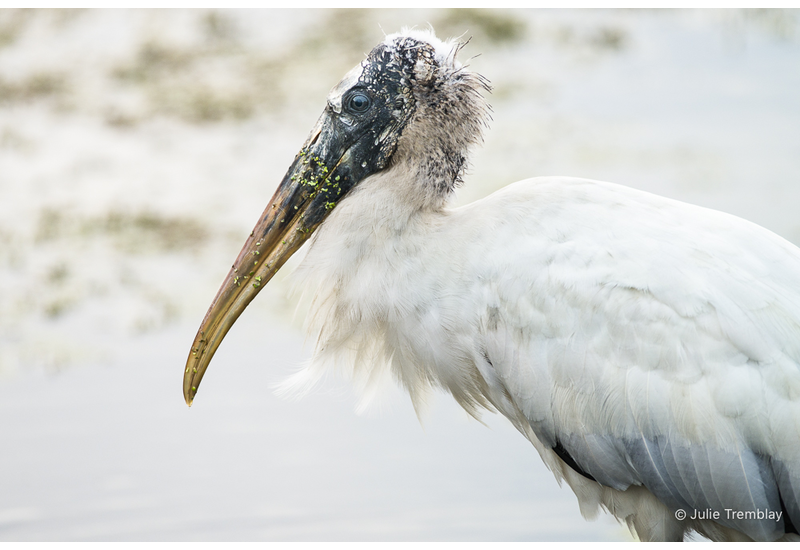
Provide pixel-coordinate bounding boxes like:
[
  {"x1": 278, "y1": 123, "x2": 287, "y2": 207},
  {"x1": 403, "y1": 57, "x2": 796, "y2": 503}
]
[{"x1": 0, "y1": 8, "x2": 799, "y2": 541}]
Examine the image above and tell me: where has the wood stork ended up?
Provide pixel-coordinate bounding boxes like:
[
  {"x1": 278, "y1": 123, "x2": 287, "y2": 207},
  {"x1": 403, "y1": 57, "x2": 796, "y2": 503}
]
[{"x1": 183, "y1": 29, "x2": 800, "y2": 542}]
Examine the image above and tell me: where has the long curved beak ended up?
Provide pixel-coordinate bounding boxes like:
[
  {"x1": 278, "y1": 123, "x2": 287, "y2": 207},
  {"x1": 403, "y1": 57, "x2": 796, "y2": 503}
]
[
  {"x1": 182, "y1": 53, "x2": 407, "y2": 405},
  {"x1": 183, "y1": 114, "x2": 355, "y2": 405}
]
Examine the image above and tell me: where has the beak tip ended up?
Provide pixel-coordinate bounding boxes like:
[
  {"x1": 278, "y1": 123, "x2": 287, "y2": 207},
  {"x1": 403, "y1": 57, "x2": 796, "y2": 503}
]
[
  {"x1": 184, "y1": 387, "x2": 196, "y2": 407},
  {"x1": 183, "y1": 378, "x2": 197, "y2": 407}
]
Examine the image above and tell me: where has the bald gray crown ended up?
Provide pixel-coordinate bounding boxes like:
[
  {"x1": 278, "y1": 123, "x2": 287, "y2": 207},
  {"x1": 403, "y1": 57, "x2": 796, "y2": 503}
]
[{"x1": 356, "y1": 33, "x2": 491, "y2": 201}]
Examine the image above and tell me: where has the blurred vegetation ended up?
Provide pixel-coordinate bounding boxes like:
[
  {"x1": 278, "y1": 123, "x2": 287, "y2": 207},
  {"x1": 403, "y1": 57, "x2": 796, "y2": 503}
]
[
  {"x1": 435, "y1": 9, "x2": 527, "y2": 44},
  {"x1": 110, "y1": 13, "x2": 277, "y2": 124},
  {"x1": 3, "y1": 9, "x2": 795, "y2": 126},
  {"x1": 0, "y1": 72, "x2": 69, "y2": 104},
  {"x1": 736, "y1": 8, "x2": 798, "y2": 41},
  {"x1": 4, "y1": 206, "x2": 201, "y2": 342},
  {"x1": 0, "y1": 9, "x2": 31, "y2": 48},
  {"x1": 105, "y1": 9, "x2": 381, "y2": 124},
  {"x1": 0, "y1": 9, "x2": 85, "y2": 49},
  {"x1": 35, "y1": 208, "x2": 208, "y2": 253}
]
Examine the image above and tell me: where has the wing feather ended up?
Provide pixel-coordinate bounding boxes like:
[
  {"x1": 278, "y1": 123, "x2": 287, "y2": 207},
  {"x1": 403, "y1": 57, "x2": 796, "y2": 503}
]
[{"x1": 462, "y1": 177, "x2": 800, "y2": 540}]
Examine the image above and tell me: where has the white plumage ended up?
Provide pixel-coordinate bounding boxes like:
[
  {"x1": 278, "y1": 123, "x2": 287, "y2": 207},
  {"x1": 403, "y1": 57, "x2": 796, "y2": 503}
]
[
  {"x1": 185, "y1": 29, "x2": 800, "y2": 541},
  {"x1": 296, "y1": 172, "x2": 800, "y2": 541}
]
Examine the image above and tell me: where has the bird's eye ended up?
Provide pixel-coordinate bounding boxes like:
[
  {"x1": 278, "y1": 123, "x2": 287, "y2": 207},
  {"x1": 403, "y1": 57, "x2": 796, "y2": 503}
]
[{"x1": 346, "y1": 92, "x2": 371, "y2": 114}]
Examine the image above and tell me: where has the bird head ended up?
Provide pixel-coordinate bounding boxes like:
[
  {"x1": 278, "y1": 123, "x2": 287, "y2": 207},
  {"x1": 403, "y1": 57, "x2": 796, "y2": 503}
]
[{"x1": 183, "y1": 29, "x2": 490, "y2": 405}]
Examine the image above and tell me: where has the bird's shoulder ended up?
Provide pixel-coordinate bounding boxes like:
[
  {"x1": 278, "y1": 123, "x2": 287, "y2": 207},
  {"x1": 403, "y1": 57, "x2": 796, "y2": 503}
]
[
  {"x1": 452, "y1": 178, "x2": 800, "y2": 334},
  {"x1": 452, "y1": 177, "x2": 800, "y2": 337}
]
